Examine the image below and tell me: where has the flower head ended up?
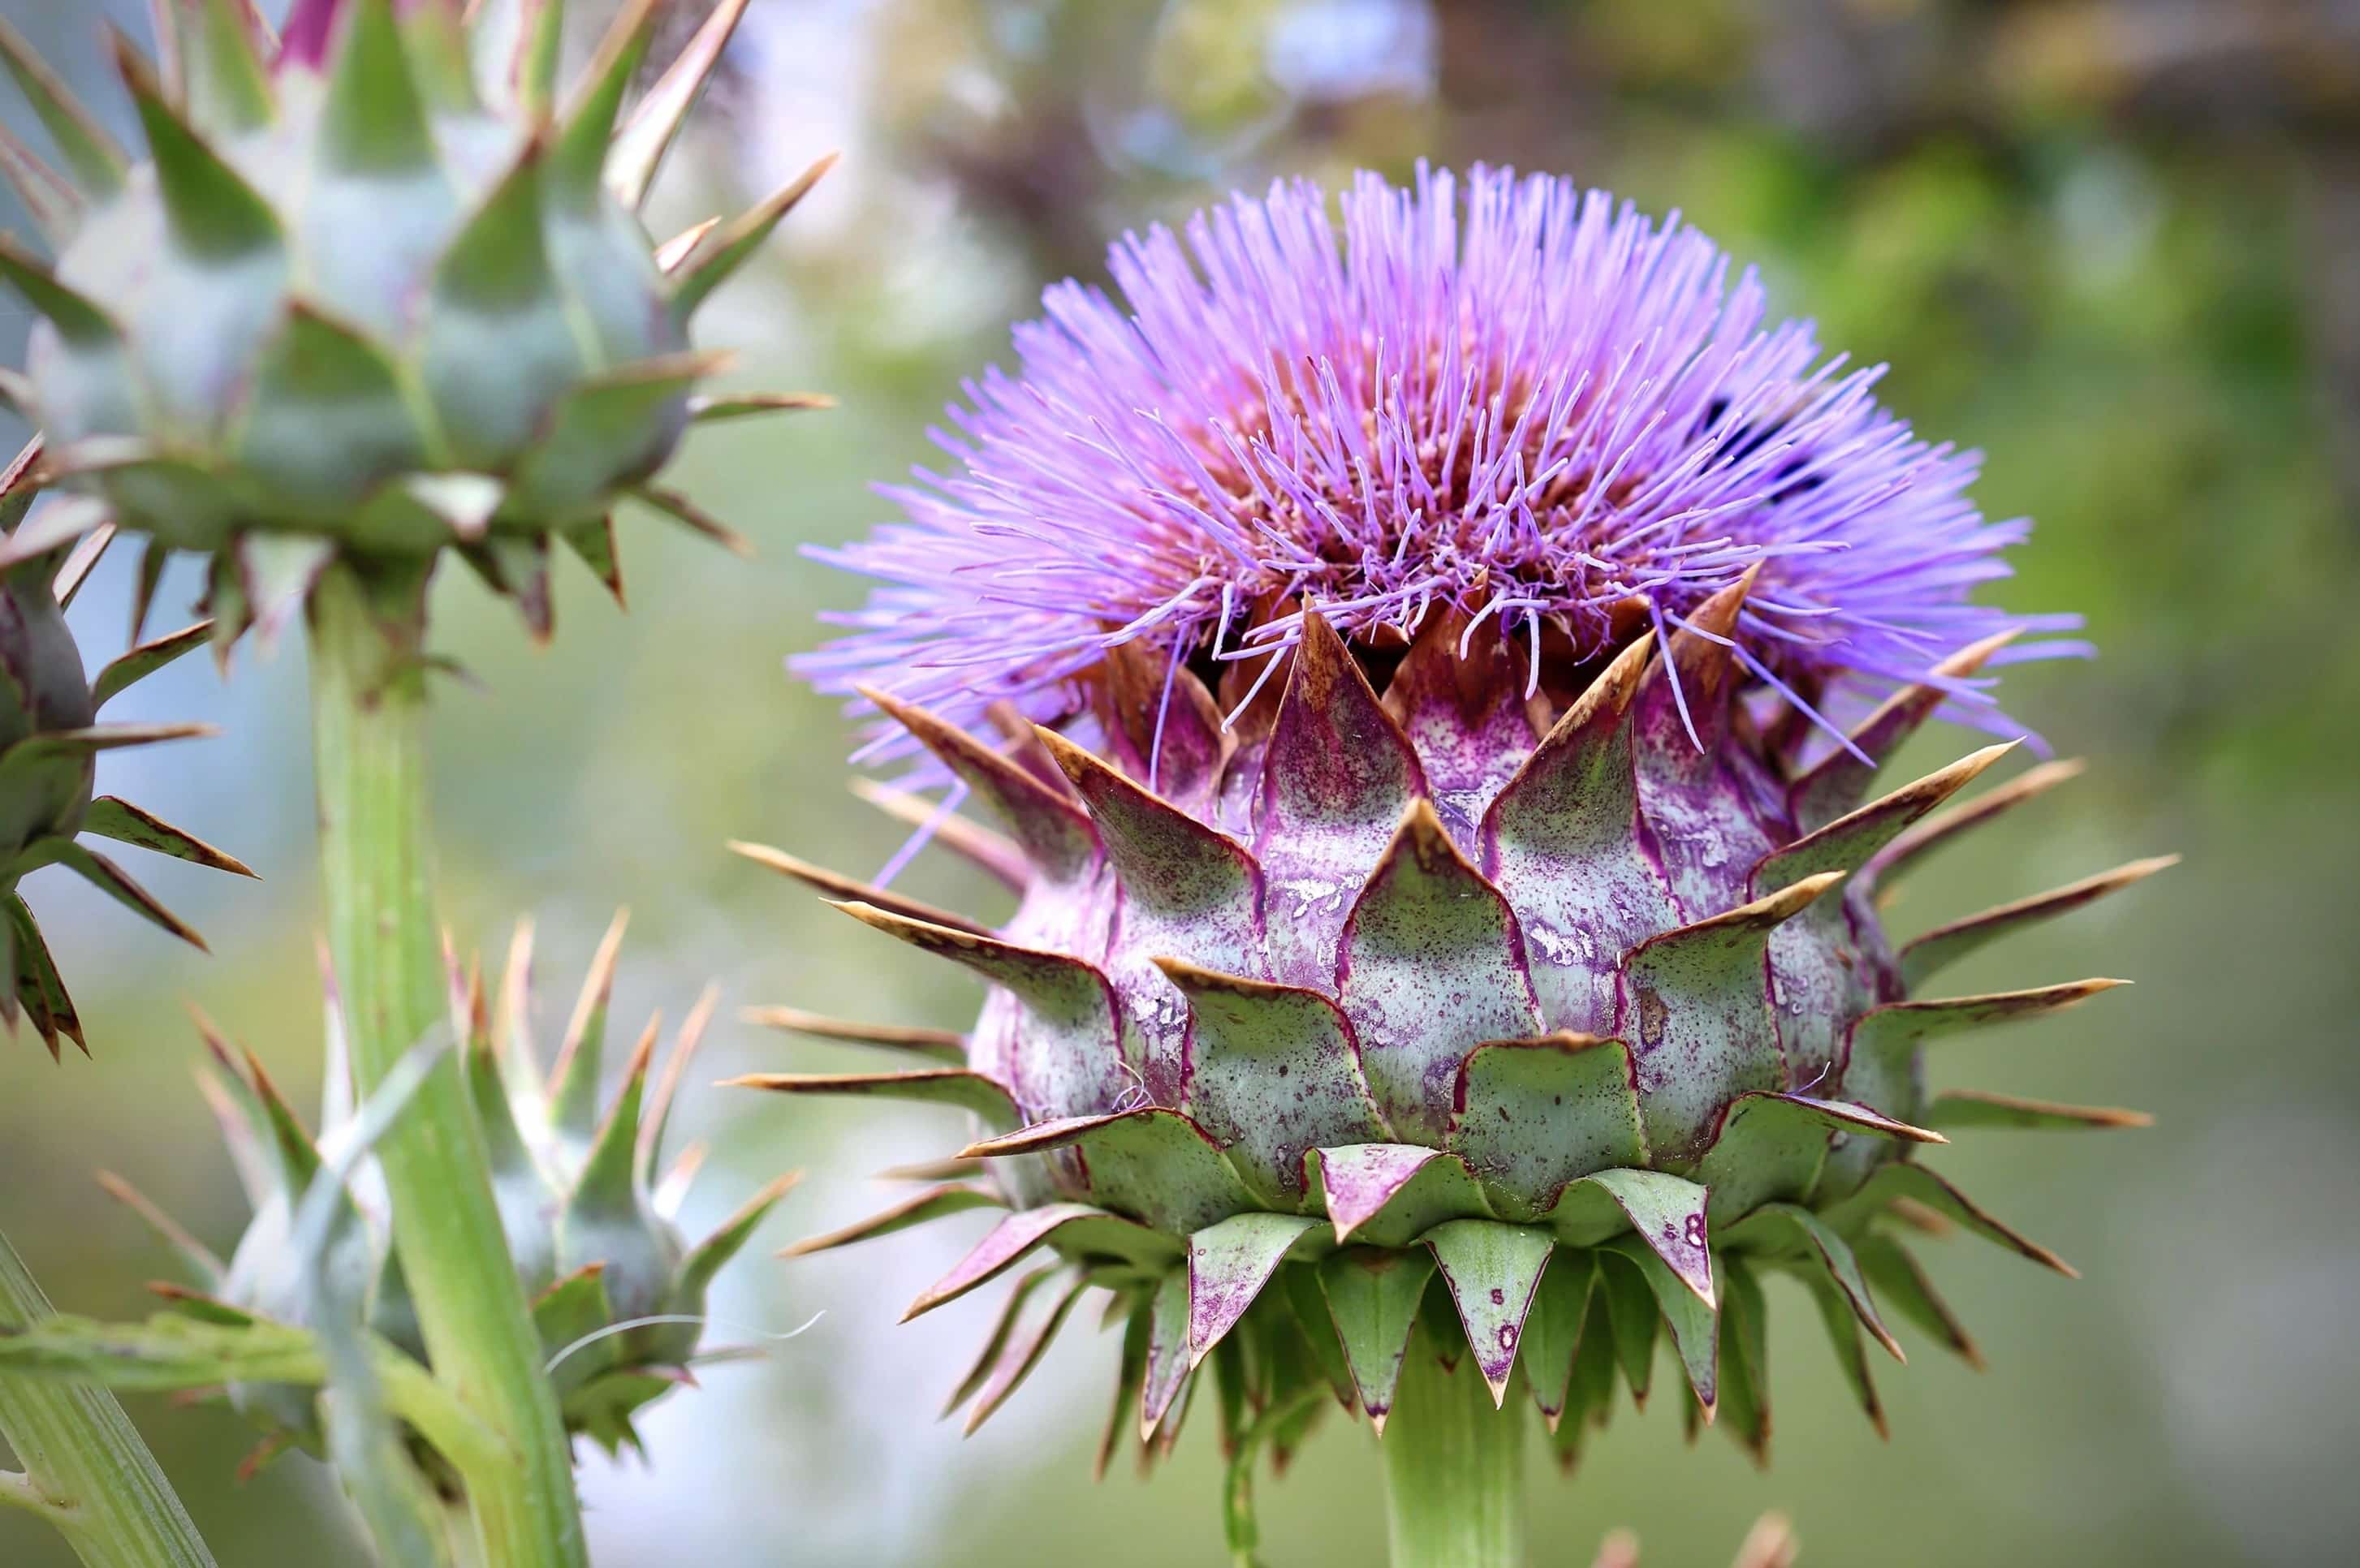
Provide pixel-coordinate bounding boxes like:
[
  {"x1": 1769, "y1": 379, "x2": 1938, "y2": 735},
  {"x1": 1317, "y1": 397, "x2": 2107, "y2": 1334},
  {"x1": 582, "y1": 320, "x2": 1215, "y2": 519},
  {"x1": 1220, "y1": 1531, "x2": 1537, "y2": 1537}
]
[
  {"x1": 802, "y1": 165, "x2": 2078, "y2": 751},
  {"x1": 756, "y1": 166, "x2": 2161, "y2": 1540}
]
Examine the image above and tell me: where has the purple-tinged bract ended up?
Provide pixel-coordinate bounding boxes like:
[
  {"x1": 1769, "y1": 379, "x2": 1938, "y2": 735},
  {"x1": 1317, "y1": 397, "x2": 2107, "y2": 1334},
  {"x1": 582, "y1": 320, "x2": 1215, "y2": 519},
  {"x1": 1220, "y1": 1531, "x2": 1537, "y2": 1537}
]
[
  {"x1": 801, "y1": 166, "x2": 2079, "y2": 747},
  {"x1": 754, "y1": 167, "x2": 2164, "y2": 1518}
]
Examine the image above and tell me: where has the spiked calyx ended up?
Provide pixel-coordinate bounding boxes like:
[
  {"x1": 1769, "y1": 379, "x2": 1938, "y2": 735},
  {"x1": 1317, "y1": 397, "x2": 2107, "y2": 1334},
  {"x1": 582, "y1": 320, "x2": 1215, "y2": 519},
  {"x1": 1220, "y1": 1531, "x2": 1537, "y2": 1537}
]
[
  {"x1": 0, "y1": 439, "x2": 250, "y2": 1056},
  {"x1": 748, "y1": 579, "x2": 2165, "y2": 1505},
  {"x1": 106, "y1": 914, "x2": 796, "y2": 1464},
  {"x1": 0, "y1": 0, "x2": 830, "y2": 648}
]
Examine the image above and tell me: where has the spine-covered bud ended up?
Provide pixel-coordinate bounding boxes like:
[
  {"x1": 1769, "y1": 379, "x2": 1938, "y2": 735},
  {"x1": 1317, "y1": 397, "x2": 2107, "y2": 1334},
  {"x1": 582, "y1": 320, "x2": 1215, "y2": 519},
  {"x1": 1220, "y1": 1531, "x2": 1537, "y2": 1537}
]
[
  {"x1": 0, "y1": 0, "x2": 829, "y2": 645},
  {"x1": 0, "y1": 440, "x2": 248, "y2": 1057},
  {"x1": 103, "y1": 915, "x2": 796, "y2": 1462}
]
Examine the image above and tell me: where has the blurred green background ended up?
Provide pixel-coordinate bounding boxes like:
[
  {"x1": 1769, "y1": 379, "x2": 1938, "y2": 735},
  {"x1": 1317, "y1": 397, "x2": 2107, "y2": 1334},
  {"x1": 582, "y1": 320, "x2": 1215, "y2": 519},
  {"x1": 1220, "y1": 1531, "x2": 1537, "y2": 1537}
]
[{"x1": 4, "y1": 1, "x2": 2357, "y2": 1563}]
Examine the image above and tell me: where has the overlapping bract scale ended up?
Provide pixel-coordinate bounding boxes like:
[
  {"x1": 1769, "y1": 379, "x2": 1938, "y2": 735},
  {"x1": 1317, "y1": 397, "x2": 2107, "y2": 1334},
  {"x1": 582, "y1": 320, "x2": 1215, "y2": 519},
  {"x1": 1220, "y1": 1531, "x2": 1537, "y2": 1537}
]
[
  {"x1": 745, "y1": 578, "x2": 2161, "y2": 1476},
  {"x1": 0, "y1": 440, "x2": 248, "y2": 1056},
  {"x1": 0, "y1": 0, "x2": 827, "y2": 649},
  {"x1": 102, "y1": 914, "x2": 795, "y2": 1463}
]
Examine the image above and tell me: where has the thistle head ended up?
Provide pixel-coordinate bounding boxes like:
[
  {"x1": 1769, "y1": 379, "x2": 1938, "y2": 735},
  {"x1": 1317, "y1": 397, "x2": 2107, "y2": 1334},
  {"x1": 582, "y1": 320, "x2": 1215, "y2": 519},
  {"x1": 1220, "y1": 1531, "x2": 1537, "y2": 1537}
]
[
  {"x1": 750, "y1": 168, "x2": 2163, "y2": 1508},
  {"x1": 0, "y1": 440, "x2": 248, "y2": 1058},
  {"x1": 0, "y1": 0, "x2": 829, "y2": 651},
  {"x1": 800, "y1": 165, "x2": 2082, "y2": 759},
  {"x1": 108, "y1": 915, "x2": 796, "y2": 1462}
]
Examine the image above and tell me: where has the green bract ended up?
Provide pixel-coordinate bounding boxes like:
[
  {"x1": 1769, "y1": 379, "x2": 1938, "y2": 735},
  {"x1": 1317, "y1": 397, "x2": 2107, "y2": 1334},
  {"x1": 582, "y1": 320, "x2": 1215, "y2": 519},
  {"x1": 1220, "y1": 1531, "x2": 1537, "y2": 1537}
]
[
  {"x1": 0, "y1": 439, "x2": 249, "y2": 1056},
  {"x1": 747, "y1": 587, "x2": 2169, "y2": 1493},
  {"x1": 0, "y1": 0, "x2": 828, "y2": 648},
  {"x1": 106, "y1": 913, "x2": 796, "y2": 1464}
]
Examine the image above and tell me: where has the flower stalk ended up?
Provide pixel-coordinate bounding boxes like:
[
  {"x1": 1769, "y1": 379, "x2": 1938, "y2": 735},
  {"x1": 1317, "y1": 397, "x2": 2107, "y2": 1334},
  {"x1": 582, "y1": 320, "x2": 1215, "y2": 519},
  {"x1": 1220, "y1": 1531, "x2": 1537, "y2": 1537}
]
[
  {"x1": 1380, "y1": 1329, "x2": 1527, "y2": 1568},
  {"x1": 307, "y1": 562, "x2": 585, "y2": 1568},
  {"x1": 0, "y1": 1227, "x2": 214, "y2": 1568}
]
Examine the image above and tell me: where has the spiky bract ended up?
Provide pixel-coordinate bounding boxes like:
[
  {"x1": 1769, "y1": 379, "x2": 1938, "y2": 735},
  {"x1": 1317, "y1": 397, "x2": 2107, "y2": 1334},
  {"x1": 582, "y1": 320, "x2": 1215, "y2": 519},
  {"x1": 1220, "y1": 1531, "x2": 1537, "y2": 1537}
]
[
  {"x1": 108, "y1": 914, "x2": 794, "y2": 1462},
  {"x1": 750, "y1": 579, "x2": 2163, "y2": 1477},
  {"x1": 0, "y1": 439, "x2": 248, "y2": 1055},
  {"x1": 0, "y1": 0, "x2": 826, "y2": 648}
]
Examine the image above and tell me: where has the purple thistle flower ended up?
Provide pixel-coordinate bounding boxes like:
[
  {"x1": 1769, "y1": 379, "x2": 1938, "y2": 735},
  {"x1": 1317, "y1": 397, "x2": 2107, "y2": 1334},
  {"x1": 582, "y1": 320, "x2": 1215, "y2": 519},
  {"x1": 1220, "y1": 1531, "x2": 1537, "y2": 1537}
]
[{"x1": 798, "y1": 165, "x2": 2082, "y2": 755}]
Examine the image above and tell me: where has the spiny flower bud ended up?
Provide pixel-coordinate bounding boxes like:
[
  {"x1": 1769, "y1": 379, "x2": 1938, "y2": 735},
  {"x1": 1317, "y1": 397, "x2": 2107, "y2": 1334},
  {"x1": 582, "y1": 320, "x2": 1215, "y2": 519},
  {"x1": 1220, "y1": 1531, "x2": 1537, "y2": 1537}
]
[
  {"x1": 103, "y1": 913, "x2": 795, "y2": 1464},
  {"x1": 0, "y1": 439, "x2": 248, "y2": 1057},
  {"x1": 0, "y1": 0, "x2": 828, "y2": 650},
  {"x1": 749, "y1": 170, "x2": 2166, "y2": 1487}
]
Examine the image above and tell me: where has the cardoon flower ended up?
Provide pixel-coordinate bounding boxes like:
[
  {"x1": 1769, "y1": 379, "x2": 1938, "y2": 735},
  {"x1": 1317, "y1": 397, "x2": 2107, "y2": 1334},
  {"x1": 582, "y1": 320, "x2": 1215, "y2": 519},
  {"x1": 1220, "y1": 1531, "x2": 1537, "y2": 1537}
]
[
  {"x1": 748, "y1": 166, "x2": 2166, "y2": 1561},
  {"x1": 104, "y1": 915, "x2": 795, "y2": 1467},
  {"x1": 0, "y1": 0, "x2": 827, "y2": 648}
]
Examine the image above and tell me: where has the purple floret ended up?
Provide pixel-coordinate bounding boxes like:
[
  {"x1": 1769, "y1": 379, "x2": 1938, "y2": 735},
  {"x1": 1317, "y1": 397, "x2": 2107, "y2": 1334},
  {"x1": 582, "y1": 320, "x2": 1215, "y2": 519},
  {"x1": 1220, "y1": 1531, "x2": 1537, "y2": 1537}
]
[{"x1": 797, "y1": 165, "x2": 2082, "y2": 752}]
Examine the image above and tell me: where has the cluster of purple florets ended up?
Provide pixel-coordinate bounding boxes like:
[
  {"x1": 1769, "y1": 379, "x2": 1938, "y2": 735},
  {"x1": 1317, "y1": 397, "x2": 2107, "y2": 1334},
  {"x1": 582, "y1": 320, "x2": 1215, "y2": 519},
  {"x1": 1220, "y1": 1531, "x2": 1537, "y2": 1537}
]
[{"x1": 800, "y1": 165, "x2": 2078, "y2": 747}]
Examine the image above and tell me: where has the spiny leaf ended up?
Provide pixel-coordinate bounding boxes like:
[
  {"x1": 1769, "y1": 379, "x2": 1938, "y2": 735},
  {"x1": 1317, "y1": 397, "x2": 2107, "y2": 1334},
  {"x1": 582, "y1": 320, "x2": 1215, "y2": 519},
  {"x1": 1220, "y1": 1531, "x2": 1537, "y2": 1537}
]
[
  {"x1": 111, "y1": 28, "x2": 280, "y2": 258},
  {"x1": 0, "y1": 116, "x2": 80, "y2": 245},
  {"x1": 847, "y1": 777, "x2": 1030, "y2": 890},
  {"x1": 729, "y1": 838, "x2": 988, "y2": 936},
  {"x1": 53, "y1": 521, "x2": 114, "y2": 609},
  {"x1": 232, "y1": 532, "x2": 336, "y2": 648},
  {"x1": 180, "y1": 0, "x2": 277, "y2": 134},
  {"x1": 737, "y1": 1005, "x2": 964, "y2": 1066},
  {"x1": 1314, "y1": 1246, "x2": 1434, "y2": 1434},
  {"x1": 1899, "y1": 856, "x2": 2178, "y2": 989},
  {"x1": 1867, "y1": 757, "x2": 2087, "y2": 898},
  {"x1": 1854, "y1": 1233, "x2": 1983, "y2": 1369},
  {"x1": 4, "y1": 895, "x2": 81, "y2": 1058},
  {"x1": 1717, "y1": 1255, "x2": 1771, "y2": 1464},
  {"x1": 1728, "y1": 1202, "x2": 1901, "y2": 1361},
  {"x1": 1185, "y1": 1213, "x2": 1319, "y2": 1369},
  {"x1": 0, "y1": 235, "x2": 120, "y2": 345},
  {"x1": 688, "y1": 390, "x2": 833, "y2": 423},
  {"x1": 1787, "y1": 629, "x2": 2017, "y2": 831},
  {"x1": 778, "y1": 1182, "x2": 998, "y2": 1260},
  {"x1": 567, "y1": 1015, "x2": 658, "y2": 1221},
  {"x1": 37, "y1": 841, "x2": 208, "y2": 950},
  {"x1": 1604, "y1": 1236, "x2": 1717, "y2": 1417},
  {"x1": 0, "y1": 493, "x2": 106, "y2": 570},
  {"x1": 675, "y1": 1172, "x2": 800, "y2": 1303},
  {"x1": 1424, "y1": 1218, "x2": 1555, "y2": 1404},
  {"x1": 726, "y1": 1069, "x2": 1020, "y2": 1126},
  {"x1": 1922, "y1": 1090, "x2": 2153, "y2": 1131},
  {"x1": 0, "y1": 15, "x2": 127, "y2": 196},
  {"x1": 632, "y1": 484, "x2": 753, "y2": 558},
  {"x1": 902, "y1": 1204, "x2": 1176, "y2": 1321},
  {"x1": 963, "y1": 1270, "x2": 1089, "y2": 1435},
  {"x1": 559, "y1": 513, "x2": 623, "y2": 605},
  {"x1": 669, "y1": 154, "x2": 836, "y2": 317},
  {"x1": 97, "y1": 1172, "x2": 227, "y2": 1290},
  {"x1": 943, "y1": 1263, "x2": 1059, "y2": 1418},
  {"x1": 551, "y1": 0, "x2": 659, "y2": 200},
  {"x1": 607, "y1": 0, "x2": 753, "y2": 209},
  {"x1": 856, "y1": 687, "x2": 1096, "y2": 881},
  {"x1": 321, "y1": 0, "x2": 433, "y2": 170},
  {"x1": 547, "y1": 908, "x2": 628, "y2": 1144},
  {"x1": 80, "y1": 797, "x2": 257, "y2": 877}
]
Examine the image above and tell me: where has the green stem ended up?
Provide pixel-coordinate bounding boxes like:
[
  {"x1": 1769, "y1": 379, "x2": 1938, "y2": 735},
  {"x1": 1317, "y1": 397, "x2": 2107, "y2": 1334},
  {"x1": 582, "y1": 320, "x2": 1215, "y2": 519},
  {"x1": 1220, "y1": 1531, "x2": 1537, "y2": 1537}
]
[
  {"x1": 307, "y1": 562, "x2": 585, "y2": 1568},
  {"x1": 0, "y1": 1227, "x2": 214, "y2": 1567},
  {"x1": 1381, "y1": 1333, "x2": 1526, "y2": 1568}
]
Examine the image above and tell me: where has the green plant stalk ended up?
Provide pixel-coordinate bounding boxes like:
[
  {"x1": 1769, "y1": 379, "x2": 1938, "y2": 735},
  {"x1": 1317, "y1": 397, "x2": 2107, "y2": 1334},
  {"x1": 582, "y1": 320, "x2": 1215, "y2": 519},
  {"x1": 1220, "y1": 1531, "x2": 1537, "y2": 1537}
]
[
  {"x1": 1380, "y1": 1331, "x2": 1526, "y2": 1568},
  {"x1": 0, "y1": 1228, "x2": 214, "y2": 1568},
  {"x1": 308, "y1": 562, "x2": 586, "y2": 1568}
]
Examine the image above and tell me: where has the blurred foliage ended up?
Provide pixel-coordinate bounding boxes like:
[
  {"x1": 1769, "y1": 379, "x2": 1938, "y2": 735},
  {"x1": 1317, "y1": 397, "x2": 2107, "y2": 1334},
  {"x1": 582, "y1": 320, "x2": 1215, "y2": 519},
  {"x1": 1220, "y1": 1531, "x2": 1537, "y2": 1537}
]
[{"x1": 2, "y1": 1, "x2": 2356, "y2": 1565}]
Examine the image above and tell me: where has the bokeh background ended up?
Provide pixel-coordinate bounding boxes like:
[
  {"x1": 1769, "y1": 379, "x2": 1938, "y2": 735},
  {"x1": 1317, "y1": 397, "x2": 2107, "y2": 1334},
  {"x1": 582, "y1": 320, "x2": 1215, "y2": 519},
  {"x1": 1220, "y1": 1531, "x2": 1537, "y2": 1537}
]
[{"x1": 4, "y1": 1, "x2": 2358, "y2": 1564}]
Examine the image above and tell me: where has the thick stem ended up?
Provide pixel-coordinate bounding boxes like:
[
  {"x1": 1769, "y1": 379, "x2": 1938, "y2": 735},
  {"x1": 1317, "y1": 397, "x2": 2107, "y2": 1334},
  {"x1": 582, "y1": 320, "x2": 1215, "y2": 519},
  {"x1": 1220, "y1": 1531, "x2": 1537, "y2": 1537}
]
[
  {"x1": 0, "y1": 1227, "x2": 215, "y2": 1568},
  {"x1": 1381, "y1": 1334, "x2": 1526, "y2": 1568},
  {"x1": 307, "y1": 562, "x2": 586, "y2": 1568}
]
